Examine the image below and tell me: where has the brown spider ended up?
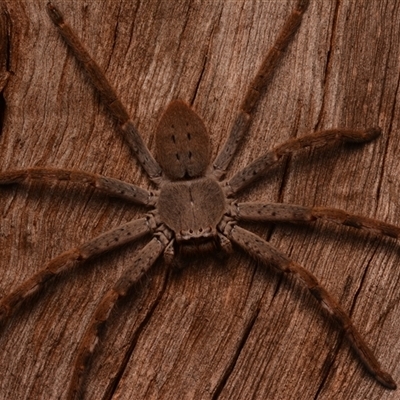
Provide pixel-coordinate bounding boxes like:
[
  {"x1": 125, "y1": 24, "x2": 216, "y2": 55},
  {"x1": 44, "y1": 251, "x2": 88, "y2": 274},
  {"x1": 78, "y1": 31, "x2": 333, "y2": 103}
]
[{"x1": 0, "y1": 1, "x2": 397, "y2": 398}]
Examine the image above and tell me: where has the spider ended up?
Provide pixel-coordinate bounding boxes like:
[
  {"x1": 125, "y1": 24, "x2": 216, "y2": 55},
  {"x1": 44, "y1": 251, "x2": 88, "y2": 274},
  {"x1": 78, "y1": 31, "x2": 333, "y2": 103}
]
[{"x1": 0, "y1": 0, "x2": 398, "y2": 398}]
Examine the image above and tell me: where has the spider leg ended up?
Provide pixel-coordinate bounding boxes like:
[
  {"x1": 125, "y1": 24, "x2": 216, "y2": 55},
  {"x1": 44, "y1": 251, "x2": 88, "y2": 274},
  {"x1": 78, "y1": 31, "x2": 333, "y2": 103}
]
[
  {"x1": 213, "y1": 0, "x2": 309, "y2": 178},
  {"x1": 0, "y1": 167, "x2": 157, "y2": 206},
  {"x1": 67, "y1": 233, "x2": 168, "y2": 400},
  {"x1": 233, "y1": 202, "x2": 400, "y2": 239},
  {"x1": 225, "y1": 127, "x2": 380, "y2": 196},
  {"x1": 46, "y1": 3, "x2": 162, "y2": 181},
  {"x1": 223, "y1": 223, "x2": 396, "y2": 390},
  {"x1": 0, "y1": 216, "x2": 155, "y2": 325}
]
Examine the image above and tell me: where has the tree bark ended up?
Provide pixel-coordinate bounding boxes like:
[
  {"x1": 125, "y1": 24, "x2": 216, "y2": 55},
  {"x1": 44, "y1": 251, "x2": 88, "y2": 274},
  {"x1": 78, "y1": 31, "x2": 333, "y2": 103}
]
[{"x1": 0, "y1": 1, "x2": 399, "y2": 399}]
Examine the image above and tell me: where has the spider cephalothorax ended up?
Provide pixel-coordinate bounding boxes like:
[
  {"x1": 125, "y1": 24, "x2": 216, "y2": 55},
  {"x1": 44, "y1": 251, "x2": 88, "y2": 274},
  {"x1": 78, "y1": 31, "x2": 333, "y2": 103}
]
[{"x1": 0, "y1": 1, "x2": 397, "y2": 399}]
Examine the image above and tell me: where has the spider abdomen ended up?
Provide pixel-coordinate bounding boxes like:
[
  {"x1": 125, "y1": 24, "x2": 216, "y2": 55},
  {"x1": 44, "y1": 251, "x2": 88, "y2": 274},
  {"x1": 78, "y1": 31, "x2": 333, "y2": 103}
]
[
  {"x1": 158, "y1": 177, "x2": 226, "y2": 243},
  {"x1": 155, "y1": 100, "x2": 211, "y2": 180}
]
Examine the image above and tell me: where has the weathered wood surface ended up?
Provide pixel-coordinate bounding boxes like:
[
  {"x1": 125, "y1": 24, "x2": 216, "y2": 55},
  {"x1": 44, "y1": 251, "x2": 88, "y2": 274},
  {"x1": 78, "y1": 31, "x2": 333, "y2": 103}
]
[{"x1": 1, "y1": 1, "x2": 400, "y2": 399}]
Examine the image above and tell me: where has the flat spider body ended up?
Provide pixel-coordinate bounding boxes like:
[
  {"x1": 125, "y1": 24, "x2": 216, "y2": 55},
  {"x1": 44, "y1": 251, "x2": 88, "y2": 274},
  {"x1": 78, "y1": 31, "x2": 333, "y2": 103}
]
[
  {"x1": 0, "y1": 1, "x2": 398, "y2": 398},
  {"x1": 156, "y1": 101, "x2": 226, "y2": 253}
]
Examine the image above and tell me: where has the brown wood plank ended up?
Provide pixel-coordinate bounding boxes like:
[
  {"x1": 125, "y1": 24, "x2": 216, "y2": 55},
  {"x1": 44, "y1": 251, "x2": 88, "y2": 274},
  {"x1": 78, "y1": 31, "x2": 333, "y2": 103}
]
[{"x1": 0, "y1": 1, "x2": 399, "y2": 399}]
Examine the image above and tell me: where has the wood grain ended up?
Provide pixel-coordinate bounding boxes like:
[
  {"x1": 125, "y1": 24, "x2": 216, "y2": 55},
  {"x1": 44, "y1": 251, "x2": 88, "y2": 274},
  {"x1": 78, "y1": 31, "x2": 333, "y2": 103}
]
[{"x1": 0, "y1": 1, "x2": 399, "y2": 399}]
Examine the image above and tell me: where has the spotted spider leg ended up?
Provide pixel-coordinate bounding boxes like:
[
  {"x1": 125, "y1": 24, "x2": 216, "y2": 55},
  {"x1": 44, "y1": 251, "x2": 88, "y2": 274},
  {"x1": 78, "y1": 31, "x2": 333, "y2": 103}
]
[
  {"x1": 233, "y1": 202, "x2": 400, "y2": 239},
  {"x1": 0, "y1": 167, "x2": 157, "y2": 205},
  {"x1": 0, "y1": 168, "x2": 158, "y2": 323},
  {"x1": 0, "y1": 216, "x2": 156, "y2": 325},
  {"x1": 46, "y1": 3, "x2": 162, "y2": 181},
  {"x1": 0, "y1": 0, "x2": 166, "y2": 334},
  {"x1": 68, "y1": 232, "x2": 169, "y2": 400},
  {"x1": 212, "y1": 0, "x2": 380, "y2": 196},
  {"x1": 224, "y1": 127, "x2": 381, "y2": 196},
  {"x1": 213, "y1": 0, "x2": 309, "y2": 178},
  {"x1": 221, "y1": 223, "x2": 397, "y2": 389}
]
